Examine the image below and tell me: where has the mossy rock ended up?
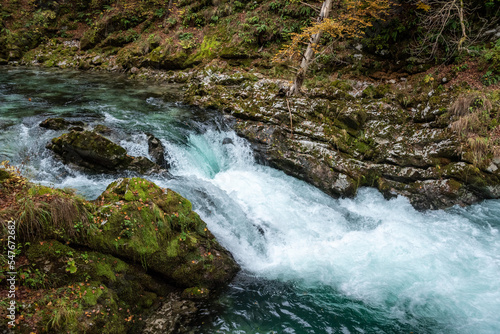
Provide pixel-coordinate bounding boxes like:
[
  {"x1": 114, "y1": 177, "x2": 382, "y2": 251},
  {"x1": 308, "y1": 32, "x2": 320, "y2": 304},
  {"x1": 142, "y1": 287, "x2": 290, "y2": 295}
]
[
  {"x1": 47, "y1": 130, "x2": 161, "y2": 174},
  {"x1": 101, "y1": 30, "x2": 139, "y2": 48},
  {"x1": 362, "y1": 84, "x2": 391, "y2": 99},
  {"x1": 14, "y1": 239, "x2": 165, "y2": 334},
  {"x1": 94, "y1": 124, "x2": 113, "y2": 135},
  {"x1": 219, "y1": 46, "x2": 252, "y2": 60},
  {"x1": 337, "y1": 107, "x2": 367, "y2": 131},
  {"x1": 40, "y1": 117, "x2": 84, "y2": 130},
  {"x1": 0, "y1": 169, "x2": 10, "y2": 182},
  {"x1": 312, "y1": 80, "x2": 354, "y2": 100},
  {"x1": 181, "y1": 286, "x2": 210, "y2": 300},
  {"x1": 48, "y1": 130, "x2": 132, "y2": 171},
  {"x1": 160, "y1": 52, "x2": 190, "y2": 70},
  {"x1": 88, "y1": 177, "x2": 239, "y2": 288}
]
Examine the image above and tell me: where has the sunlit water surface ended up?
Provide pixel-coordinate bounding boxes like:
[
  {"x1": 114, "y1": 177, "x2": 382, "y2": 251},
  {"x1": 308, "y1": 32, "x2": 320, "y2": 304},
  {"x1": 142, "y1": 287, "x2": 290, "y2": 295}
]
[{"x1": 1, "y1": 67, "x2": 499, "y2": 334}]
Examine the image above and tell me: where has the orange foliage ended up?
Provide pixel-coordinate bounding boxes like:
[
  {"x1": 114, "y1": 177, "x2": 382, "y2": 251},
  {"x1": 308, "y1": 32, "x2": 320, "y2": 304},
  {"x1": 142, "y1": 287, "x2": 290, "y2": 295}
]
[{"x1": 274, "y1": 0, "x2": 392, "y2": 62}]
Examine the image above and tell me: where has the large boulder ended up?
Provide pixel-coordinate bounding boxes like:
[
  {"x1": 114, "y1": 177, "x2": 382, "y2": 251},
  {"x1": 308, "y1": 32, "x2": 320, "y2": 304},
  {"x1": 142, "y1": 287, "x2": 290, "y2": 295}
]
[
  {"x1": 88, "y1": 177, "x2": 239, "y2": 289},
  {"x1": 47, "y1": 130, "x2": 162, "y2": 174}
]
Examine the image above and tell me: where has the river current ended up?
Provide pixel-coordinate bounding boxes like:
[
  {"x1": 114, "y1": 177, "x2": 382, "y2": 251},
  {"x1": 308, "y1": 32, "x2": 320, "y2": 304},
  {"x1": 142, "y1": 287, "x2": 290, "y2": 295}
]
[{"x1": 1, "y1": 67, "x2": 499, "y2": 334}]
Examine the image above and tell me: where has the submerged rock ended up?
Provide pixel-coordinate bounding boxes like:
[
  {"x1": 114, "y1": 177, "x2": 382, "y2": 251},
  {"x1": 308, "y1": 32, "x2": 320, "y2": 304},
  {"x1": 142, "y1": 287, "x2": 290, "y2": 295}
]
[
  {"x1": 47, "y1": 130, "x2": 163, "y2": 174},
  {"x1": 222, "y1": 137, "x2": 234, "y2": 145},
  {"x1": 40, "y1": 117, "x2": 85, "y2": 130}
]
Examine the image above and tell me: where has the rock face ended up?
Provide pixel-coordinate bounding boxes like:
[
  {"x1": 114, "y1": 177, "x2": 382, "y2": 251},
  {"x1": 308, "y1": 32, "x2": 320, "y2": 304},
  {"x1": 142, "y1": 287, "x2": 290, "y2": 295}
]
[
  {"x1": 40, "y1": 117, "x2": 85, "y2": 130},
  {"x1": 90, "y1": 177, "x2": 239, "y2": 288},
  {"x1": 184, "y1": 72, "x2": 500, "y2": 210},
  {"x1": 47, "y1": 130, "x2": 162, "y2": 174}
]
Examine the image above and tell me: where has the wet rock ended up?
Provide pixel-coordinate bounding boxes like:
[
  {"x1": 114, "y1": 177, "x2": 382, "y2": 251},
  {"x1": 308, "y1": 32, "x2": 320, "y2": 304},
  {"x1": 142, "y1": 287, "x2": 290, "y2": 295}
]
[
  {"x1": 47, "y1": 130, "x2": 162, "y2": 174},
  {"x1": 94, "y1": 124, "x2": 113, "y2": 135},
  {"x1": 147, "y1": 133, "x2": 169, "y2": 169},
  {"x1": 40, "y1": 117, "x2": 85, "y2": 130},
  {"x1": 69, "y1": 126, "x2": 84, "y2": 131},
  {"x1": 222, "y1": 137, "x2": 233, "y2": 145}
]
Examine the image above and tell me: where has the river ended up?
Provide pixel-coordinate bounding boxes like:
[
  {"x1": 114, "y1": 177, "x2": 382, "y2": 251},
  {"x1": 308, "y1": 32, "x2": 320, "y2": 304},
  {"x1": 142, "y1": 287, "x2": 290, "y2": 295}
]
[{"x1": 1, "y1": 67, "x2": 499, "y2": 333}]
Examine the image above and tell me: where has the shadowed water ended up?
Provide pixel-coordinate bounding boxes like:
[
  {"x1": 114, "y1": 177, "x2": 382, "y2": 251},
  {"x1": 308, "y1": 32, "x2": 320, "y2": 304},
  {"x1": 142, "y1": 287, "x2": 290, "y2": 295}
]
[{"x1": 1, "y1": 67, "x2": 499, "y2": 334}]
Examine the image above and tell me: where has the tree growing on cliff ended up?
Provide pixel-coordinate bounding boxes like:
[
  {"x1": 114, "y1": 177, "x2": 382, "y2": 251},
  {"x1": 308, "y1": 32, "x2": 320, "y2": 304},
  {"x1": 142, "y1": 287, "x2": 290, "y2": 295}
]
[{"x1": 274, "y1": 0, "x2": 392, "y2": 95}]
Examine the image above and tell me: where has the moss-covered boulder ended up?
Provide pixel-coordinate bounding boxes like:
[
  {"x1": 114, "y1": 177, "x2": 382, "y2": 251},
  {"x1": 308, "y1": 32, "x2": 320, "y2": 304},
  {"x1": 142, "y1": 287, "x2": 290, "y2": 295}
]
[
  {"x1": 1, "y1": 168, "x2": 238, "y2": 332},
  {"x1": 40, "y1": 117, "x2": 85, "y2": 130},
  {"x1": 47, "y1": 130, "x2": 162, "y2": 174},
  {"x1": 88, "y1": 177, "x2": 239, "y2": 289}
]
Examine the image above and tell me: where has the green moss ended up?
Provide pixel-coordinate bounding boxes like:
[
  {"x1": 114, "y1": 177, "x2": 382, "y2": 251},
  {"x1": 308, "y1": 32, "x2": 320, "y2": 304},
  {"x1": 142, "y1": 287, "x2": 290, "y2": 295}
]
[
  {"x1": 182, "y1": 286, "x2": 209, "y2": 299},
  {"x1": 188, "y1": 36, "x2": 221, "y2": 63},
  {"x1": 94, "y1": 260, "x2": 118, "y2": 281},
  {"x1": 81, "y1": 281, "x2": 106, "y2": 306},
  {"x1": 166, "y1": 239, "x2": 179, "y2": 257},
  {"x1": 362, "y1": 84, "x2": 391, "y2": 99},
  {"x1": 88, "y1": 177, "x2": 239, "y2": 288},
  {"x1": 27, "y1": 184, "x2": 59, "y2": 196}
]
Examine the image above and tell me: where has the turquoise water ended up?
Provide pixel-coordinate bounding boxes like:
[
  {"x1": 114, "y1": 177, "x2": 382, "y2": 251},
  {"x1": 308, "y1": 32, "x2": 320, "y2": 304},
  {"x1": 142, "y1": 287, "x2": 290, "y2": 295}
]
[{"x1": 1, "y1": 67, "x2": 500, "y2": 334}]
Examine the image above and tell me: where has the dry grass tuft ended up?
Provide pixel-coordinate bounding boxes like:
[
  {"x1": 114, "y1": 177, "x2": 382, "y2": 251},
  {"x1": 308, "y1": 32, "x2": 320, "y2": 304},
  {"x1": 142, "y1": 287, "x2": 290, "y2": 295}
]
[
  {"x1": 1, "y1": 163, "x2": 91, "y2": 242},
  {"x1": 449, "y1": 93, "x2": 500, "y2": 166}
]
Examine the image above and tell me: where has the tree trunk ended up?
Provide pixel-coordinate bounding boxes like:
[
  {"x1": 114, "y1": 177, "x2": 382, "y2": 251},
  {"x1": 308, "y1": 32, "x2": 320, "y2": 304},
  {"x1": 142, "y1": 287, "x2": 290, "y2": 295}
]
[
  {"x1": 289, "y1": 0, "x2": 334, "y2": 96},
  {"x1": 457, "y1": 0, "x2": 467, "y2": 51}
]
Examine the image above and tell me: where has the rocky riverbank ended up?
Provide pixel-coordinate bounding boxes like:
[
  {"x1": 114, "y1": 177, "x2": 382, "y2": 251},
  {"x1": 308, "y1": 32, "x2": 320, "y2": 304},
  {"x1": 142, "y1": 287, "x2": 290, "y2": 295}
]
[
  {"x1": 1, "y1": 0, "x2": 499, "y2": 209},
  {"x1": 4, "y1": 46, "x2": 500, "y2": 209},
  {"x1": 183, "y1": 69, "x2": 500, "y2": 210}
]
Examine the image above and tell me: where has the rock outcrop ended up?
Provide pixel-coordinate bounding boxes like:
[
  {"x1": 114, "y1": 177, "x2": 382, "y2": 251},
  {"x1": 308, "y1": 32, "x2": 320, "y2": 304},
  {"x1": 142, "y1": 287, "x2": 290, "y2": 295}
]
[
  {"x1": 147, "y1": 133, "x2": 170, "y2": 169},
  {"x1": 184, "y1": 71, "x2": 500, "y2": 210}
]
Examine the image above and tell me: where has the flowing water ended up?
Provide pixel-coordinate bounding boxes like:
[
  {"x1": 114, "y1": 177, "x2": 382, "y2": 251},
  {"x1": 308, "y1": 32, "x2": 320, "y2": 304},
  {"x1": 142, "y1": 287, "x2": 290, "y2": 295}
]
[{"x1": 1, "y1": 67, "x2": 500, "y2": 334}]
